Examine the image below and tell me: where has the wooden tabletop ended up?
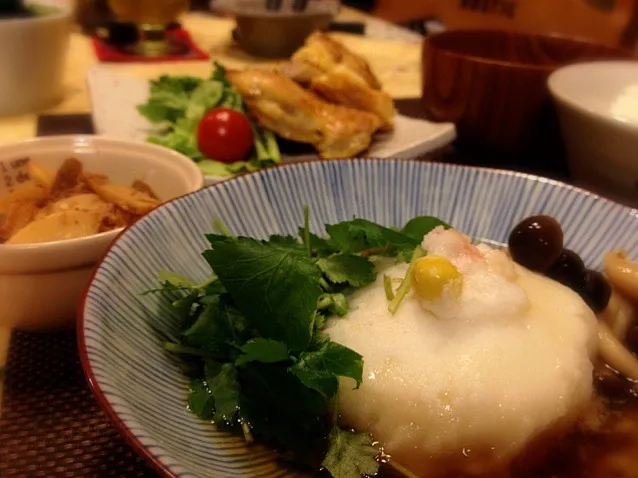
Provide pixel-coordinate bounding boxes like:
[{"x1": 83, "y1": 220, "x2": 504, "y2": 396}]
[{"x1": 0, "y1": 8, "x2": 423, "y2": 412}]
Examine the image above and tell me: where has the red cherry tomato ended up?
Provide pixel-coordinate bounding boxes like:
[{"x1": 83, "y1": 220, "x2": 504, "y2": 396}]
[{"x1": 197, "y1": 107, "x2": 254, "y2": 163}]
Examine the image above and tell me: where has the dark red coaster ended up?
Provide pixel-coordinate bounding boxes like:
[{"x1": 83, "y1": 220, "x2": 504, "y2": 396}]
[{"x1": 92, "y1": 28, "x2": 209, "y2": 63}]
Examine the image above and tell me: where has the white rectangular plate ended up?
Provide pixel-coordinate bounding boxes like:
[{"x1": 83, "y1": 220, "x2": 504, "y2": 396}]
[{"x1": 87, "y1": 65, "x2": 456, "y2": 185}]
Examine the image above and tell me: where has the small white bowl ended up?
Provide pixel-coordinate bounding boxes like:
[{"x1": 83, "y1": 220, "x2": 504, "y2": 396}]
[
  {"x1": 0, "y1": 135, "x2": 204, "y2": 331},
  {"x1": 548, "y1": 60, "x2": 638, "y2": 207},
  {"x1": 0, "y1": 0, "x2": 72, "y2": 116}
]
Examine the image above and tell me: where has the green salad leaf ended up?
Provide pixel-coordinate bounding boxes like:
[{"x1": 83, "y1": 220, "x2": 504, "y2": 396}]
[
  {"x1": 149, "y1": 212, "x2": 451, "y2": 478},
  {"x1": 137, "y1": 62, "x2": 282, "y2": 177}
]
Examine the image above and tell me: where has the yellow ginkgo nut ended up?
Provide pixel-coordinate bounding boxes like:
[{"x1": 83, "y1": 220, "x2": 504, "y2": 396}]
[{"x1": 411, "y1": 255, "x2": 463, "y2": 300}]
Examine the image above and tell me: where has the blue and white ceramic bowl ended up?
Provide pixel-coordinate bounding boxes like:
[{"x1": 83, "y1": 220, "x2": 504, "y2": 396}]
[{"x1": 79, "y1": 159, "x2": 638, "y2": 478}]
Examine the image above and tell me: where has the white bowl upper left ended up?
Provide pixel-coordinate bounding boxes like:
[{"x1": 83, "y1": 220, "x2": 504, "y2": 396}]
[{"x1": 0, "y1": 135, "x2": 204, "y2": 330}]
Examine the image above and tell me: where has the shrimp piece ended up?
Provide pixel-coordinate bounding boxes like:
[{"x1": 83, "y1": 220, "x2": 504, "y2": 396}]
[{"x1": 421, "y1": 226, "x2": 485, "y2": 274}]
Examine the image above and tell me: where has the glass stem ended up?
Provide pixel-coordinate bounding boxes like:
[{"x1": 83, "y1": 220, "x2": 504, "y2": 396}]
[{"x1": 137, "y1": 24, "x2": 168, "y2": 57}]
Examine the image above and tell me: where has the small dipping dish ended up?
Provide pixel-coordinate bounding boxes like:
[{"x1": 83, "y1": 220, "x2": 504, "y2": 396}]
[{"x1": 212, "y1": 0, "x2": 338, "y2": 58}]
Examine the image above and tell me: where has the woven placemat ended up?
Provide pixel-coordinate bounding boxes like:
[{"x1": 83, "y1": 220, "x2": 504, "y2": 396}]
[{"x1": 0, "y1": 331, "x2": 157, "y2": 478}]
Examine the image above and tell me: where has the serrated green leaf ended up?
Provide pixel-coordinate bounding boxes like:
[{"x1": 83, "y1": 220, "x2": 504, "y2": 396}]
[
  {"x1": 317, "y1": 293, "x2": 349, "y2": 317},
  {"x1": 290, "y1": 365, "x2": 339, "y2": 398},
  {"x1": 239, "y1": 362, "x2": 330, "y2": 455},
  {"x1": 205, "y1": 233, "x2": 231, "y2": 245},
  {"x1": 171, "y1": 291, "x2": 200, "y2": 322},
  {"x1": 188, "y1": 378, "x2": 215, "y2": 421},
  {"x1": 290, "y1": 341, "x2": 363, "y2": 397},
  {"x1": 317, "y1": 254, "x2": 376, "y2": 287},
  {"x1": 313, "y1": 311, "x2": 328, "y2": 332},
  {"x1": 158, "y1": 270, "x2": 197, "y2": 289},
  {"x1": 268, "y1": 235, "x2": 303, "y2": 248},
  {"x1": 205, "y1": 361, "x2": 241, "y2": 425},
  {"x1": 298, "y1": 228, "x2": 336, "y2": 256},
  {"x1": 322, "y1": 427, "x2": 379, "y2": 478},
  {"x1": 402, "y1": 216, "x2": 450, "y2": 241},
  {"x1": 182, "y1": 294, "x2": 251, "y2": 357},
  {"x1": 325, "y1": 219, "x2": 417, "y2": 258},
  {"x1": 204, "y1": 237, "x2": 323, "y2": 351},
  {"x1": 236, "y1": 338, "x2": 290, "y2": 366}
]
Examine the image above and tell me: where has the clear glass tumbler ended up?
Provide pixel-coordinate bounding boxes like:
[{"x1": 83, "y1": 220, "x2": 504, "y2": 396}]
[{"x1": 107, "y1": 0, "x2": 190, "y2": 56}]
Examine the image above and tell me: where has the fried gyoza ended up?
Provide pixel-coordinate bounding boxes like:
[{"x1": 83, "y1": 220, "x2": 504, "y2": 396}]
[
  {"x1": 0, "y1": 159, "x2": 161, "y2": 245},
  {"x1": 227, "y1": 69, "x2": 383, "y2": 159}
]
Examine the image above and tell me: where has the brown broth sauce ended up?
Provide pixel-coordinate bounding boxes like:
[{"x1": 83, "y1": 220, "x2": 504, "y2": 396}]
[{"x1": 378, "y1": 372, "x2": 638, "y2": 478}]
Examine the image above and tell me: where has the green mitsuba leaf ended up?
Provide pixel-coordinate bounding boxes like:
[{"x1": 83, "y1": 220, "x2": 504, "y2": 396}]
[
  {"x1": 188, "y1": 378, "x2": 215, "y2": 421},
  {"x1": 325, "y1": 218, "x2": 417, "y2": 258},
  {"x1": 203, "y1": 237, "x2": 323, "y2": 351},
  {"x1": 238, "y1": 362, "x2": 330, "y2": 455},
  {"x1": 235, "y1": 338, "x2": 290, "y2": 366},
  {"x1": 317, "y1": 293, "x2": 349, "y2": 317},
  {"x1": 181, "y1": 294, "x2": 251, "y2": 359},
  {"x1": 290, "y1": 340, "x2": 363, "y2": 398},
  {"x1": 401, "y1": 216, "x2": 450, "y2": 241},
  {"x1": 317, "y1": 254, "x2": 376, "y2": 288},
  {"x1": 205, "y1": 361, "x2": 241, "y2": 425},
  {"x1": 158, "y1": 269, "x2": 198, "y2": 289},
  {"x1": 322, "y1": 427, "x2": 379, "y2": 478},
  {"x1": 298, "y1": 228, "x2": 337, "y2": 256}
]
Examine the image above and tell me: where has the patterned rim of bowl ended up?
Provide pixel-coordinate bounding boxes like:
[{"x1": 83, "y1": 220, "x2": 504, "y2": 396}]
[{"x1": 78, "y1": 158, "x2": 638, "y2": 478}]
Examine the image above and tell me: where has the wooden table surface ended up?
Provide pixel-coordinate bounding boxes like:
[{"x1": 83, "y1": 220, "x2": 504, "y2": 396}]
[{"x1": 0, "y1": 8, "x2": 424, "y2": 413}]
